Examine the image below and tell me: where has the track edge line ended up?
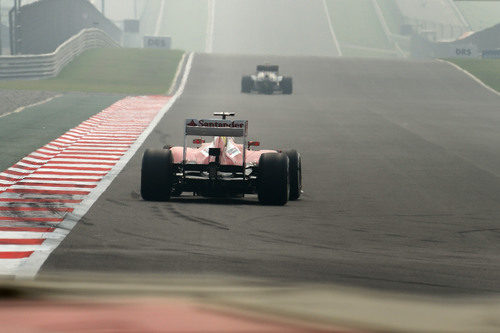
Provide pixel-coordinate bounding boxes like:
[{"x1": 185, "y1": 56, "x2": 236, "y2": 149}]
[
  {"x1": 14, "y1": 53, "x2": 196, "y2": 279},
  {"x1": 437, "y1": 59, "x2": 500, "y2": 97}
]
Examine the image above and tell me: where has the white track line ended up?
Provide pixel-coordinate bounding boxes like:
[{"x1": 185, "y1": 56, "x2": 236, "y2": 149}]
[
  {"x1": 154, "y1": 0, "x2": 166, "y2": 36},
  {"x1": 445, "y1": 0, "x2": 471, "y2": 30},
  {"x1": 205, "y1": 0, "x2": 216, "y2": 53},
  {"x1": 343, "y1": 43, "x2": 399, "y2": 55},
  {"x1": 0, "y1": 232, "x2": 61, "y2": 239},
  {"x1": 0, "y1": 95, "x2": 63, "y2": 120},
  {"x1": 321, "y1": 0, "x2": 342, "y2": 56},
  {"x1": 437, "y1": 59, "x2": 500, "y2": 97},
  {"x1": 371, "y1": 0, "x2": 406, "y2": 58},
  {"x1": 14, "y1": 52, "x2": 195, "y2": 278},
  {"x1": 167, "y1": 52, "x2": 187, "y2": 95}
]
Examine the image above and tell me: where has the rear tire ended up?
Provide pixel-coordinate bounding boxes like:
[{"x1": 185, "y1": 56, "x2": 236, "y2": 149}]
[
  {"x1": 241, "y1": 76, "x2": 253, "y2": 93},
  {"x1": 258, "y1": 153, "x2": 289, "y2": 205},
  {"x1": 141, "y1": 149, "x2": 174, "y2": 201},
  {"x1": 281, "y1": 77, "x2": 293, "y2": 94},
  {"x1": 285, "y1": 150, "x2": 302, "y2": 200}
]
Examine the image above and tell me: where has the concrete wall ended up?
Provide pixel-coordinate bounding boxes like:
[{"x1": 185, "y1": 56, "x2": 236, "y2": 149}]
[{"x1": 16, "y1": 0, "x2": 121, "y2": 54}]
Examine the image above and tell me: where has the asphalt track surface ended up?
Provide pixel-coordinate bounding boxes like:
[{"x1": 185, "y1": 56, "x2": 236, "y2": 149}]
[
  {"x1": 212, "y1": 0, "x2": 340, "y2": 56},
  {"x1": 42, "y1": 54, "x2": 500, "y2": 295},
  {"x1": 0, "y1": 90, "x2": 57, "y2": 117}
]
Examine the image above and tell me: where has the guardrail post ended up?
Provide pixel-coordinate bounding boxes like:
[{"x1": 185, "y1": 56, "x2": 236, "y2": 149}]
[{"x1": 0, "y1": 0, "x2": 3, "y2": 55}]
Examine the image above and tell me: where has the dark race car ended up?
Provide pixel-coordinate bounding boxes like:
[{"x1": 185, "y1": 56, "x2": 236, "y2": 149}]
[
  {"x1": 241, "y1": 65, "x2": 293, "y2": 95},
  {"x1": 141, "y1": 113, "x2": 302, "y2": 205}
]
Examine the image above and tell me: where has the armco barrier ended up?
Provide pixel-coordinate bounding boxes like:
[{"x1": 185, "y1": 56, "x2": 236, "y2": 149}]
[{"x1": 0, "y1": 28, "x2": 119, "y2": 80}]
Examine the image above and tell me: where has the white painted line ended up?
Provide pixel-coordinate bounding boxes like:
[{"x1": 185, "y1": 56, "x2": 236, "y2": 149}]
[
  {"x1": 321, "y1": 0, "x2": 342, "y2": 56},
  {"x1": 35, "y1": 169, "x2": 107, "y2": 174},
  {"x1": 54, "y1": 138, "x2": 74, "y2": 144},
  {"x1": 19, "y1": 180, "x2": 98, "y2": 185},
  {"x1": 17, "y1": 162, "x2": 43, "y2": 168},
  {"x1": 0, "y1": 259, "x2": 25, "y2": 275},
  {"x1": 7, "y1": 185, "x2": 91, "y2": 191},
  {"x1": 14, "y1": 53, "x2": 196, "y2": 278},
  {"x1": 69, "y1": 143, "x2": 131, "y2": 147},
  {"x1": 0, "y1": 232, "x2": 61, "y2": 239},
  {"x1": 62, "y1": 148, "x2": 127, "y2": 152},
  {"x1": 44, "y1": 161, "x2": 113, "y2": 166},
  {"x1": 154, "y1": 0, "x2": 166, "y2": 36},
  {"x1": 0, "y1": 173, "x2": 21, "y2": 180},
  {"x1": 72, "y1": 140, "x2": 135, "y2": 144},
  {"x1": 0, "y1": 245, "x2": 53, "y2": 251},
  {"x1": 58, "y1": 151, "x2": 123, "y2": 156},
  {"x1": 30, "y1": 152, "x2": 53, "y2": 158},
  {"x1": 5, "y1": 168, "x2": 32, "y2": 174},
  {"x1": 86, "y1": 131, "x2": 142, "y2": 134},
  {"x1": 371, "y1": 0, "x2": 406, "y2": 58},
  {"x1": 445, "y1": 0, "x2": 471, "y2": 30},
  {"x1": 0, "y1": 94, "x2": 63, "y2": 120},
  {"x1": 205, "y1": 0, "x2": 216, "y2": 53},
  {"x1": 49, "y1": 159, "x2": 117, "y2": 164},
  {"x1": 22, "y1": 174, "x2": 102, "y2": 180},
  {"x1": 167, "y1": 53, "x2": 187, "y2": 95},
  {"x1": 437, "y1": 59, "x2": 500, "y2": 97}
]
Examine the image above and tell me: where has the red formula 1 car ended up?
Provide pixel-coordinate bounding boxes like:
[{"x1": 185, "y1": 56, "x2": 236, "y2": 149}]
[{"x1": 141, "y1": 112, "x2": 301, "y2": 205}]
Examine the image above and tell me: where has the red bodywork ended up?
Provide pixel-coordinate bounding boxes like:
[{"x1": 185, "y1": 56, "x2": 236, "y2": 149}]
[{"x1": 170, "y1": 137, "x2": 276, "y2": 166}]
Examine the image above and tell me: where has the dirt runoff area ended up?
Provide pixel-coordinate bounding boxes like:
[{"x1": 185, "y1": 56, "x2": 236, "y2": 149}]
[{"x1": 0, "y1": 90, "x2": 61, "y2": 117}]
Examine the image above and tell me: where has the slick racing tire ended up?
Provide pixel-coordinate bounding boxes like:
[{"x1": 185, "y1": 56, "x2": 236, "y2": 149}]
[
  {"x1": 258, "y1": 153, "x2": 289, "y2": 205},
  {"x1": 141, "y1": 149, "x2": 174, "y2": 201},
  {"x1": 285, "y1": 150, "x2": 302, "y2": 200},
  {"x1": 241, "y1": 75, "x2": 253, "y2": 93},
  {"x1": 281, "y1": 77, "x2": 293, "y2": 94}
]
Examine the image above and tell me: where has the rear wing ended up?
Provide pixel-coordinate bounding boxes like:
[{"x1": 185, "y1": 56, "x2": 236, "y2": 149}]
[
  {"x1": 185, "y1": 119, "x2": 248, "y2": 137},
  {"x1": 183, "y1": 118, "x2": 249, "y2": 170},
  {"x1": 257, "y1": 65, "x2": 279, "y2": 72}
]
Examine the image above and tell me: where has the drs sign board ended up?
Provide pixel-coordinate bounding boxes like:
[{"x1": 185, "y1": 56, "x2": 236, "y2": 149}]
[
  {"x1": 448, "y1": 44, "x2": 479, "y2": 58},
  {"x1": 144, "y1": 36, "x2": 172, "y2": 49}
]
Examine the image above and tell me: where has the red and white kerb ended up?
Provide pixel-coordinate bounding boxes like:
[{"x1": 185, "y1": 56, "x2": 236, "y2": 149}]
[{"x1": 0, "y1": 95, "x2": 171, "y2": 276}]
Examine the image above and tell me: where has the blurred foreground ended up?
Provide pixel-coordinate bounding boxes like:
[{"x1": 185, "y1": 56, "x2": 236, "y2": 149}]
[{"x1": 0, "y1": 273, "x2": 499, "y2": 332}]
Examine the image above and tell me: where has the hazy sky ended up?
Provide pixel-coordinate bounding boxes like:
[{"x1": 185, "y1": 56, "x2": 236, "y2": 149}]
[
  {"x1": 11, "y1": 0, "x2": 144, "y2": 22},
  {"x1": 89, "y1": 0, "x2": 146, "y2": 21}
]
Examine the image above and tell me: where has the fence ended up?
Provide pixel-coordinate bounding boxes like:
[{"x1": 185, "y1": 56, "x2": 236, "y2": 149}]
[
  {"x1": 0, "y1": 28, "x2": 119, "y2": 80},
  {"x1": 403, "y1": 16, "x2": 468, "y2": 42}
]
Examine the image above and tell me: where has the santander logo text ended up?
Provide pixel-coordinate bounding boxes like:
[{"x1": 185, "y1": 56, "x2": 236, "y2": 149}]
[{"x1": 186, "y1": 119, "x2": 245, "y2": 128}]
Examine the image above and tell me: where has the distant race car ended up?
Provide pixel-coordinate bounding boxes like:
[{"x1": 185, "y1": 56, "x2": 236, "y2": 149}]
[
  {"x1": 241, "y1": 65, "x2": 293, "y2": 95},
  {"x1": 141, "y1": 112, "x2": 301, "y2": 205}
]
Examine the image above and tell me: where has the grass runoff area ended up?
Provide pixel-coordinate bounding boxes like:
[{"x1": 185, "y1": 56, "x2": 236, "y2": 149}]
[
  {"x1": 455, "y1": 2, "x2": 500, "y2": 31},
  {"x1": 448, "y1": 59, "x2": 500, "y2": 93},
  {"x1": 0, "y1": 48, "x2": 184, "y2": 95},
  {"x1": 0, "y1": 93, "x2": 124, "y2": 171},
  {"x1": 325, "y1": 0, "x2": 393, "y2": 54}
]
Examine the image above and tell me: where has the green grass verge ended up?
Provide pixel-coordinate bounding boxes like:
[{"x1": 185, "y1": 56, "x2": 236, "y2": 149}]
[
  {"x1": 376, "y1": 0, "x2": 403, "y2": 35},
  {"x1": 447, "y1": 58, "x2": 500, "y2": 93},
  {"x1": 0, "y1": 48, "x2": 184, "y2": 95},
  {"x1": 326, "y1": 0, "x2": 392, "y2": 51},
  {"x1": 0, "y1": 93, "x2": 123, "y2": 171}
]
